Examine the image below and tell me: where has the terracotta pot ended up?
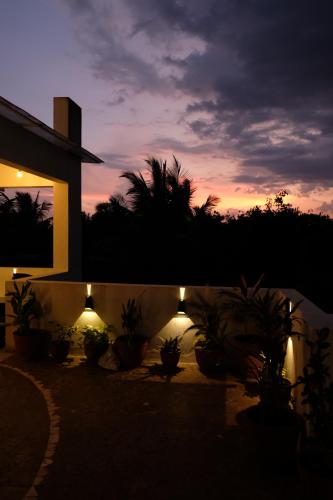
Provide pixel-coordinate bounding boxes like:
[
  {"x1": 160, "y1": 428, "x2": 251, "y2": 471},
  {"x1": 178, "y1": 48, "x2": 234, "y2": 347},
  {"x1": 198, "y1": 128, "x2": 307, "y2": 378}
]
[
  {"x1": 84, "y1": 337, "x2": 109, "y2": 363},
  {"x1": 160, "y1": 350, "x2": 180, "y2": 371},
  {"x1": 224, "y1": 338, "x2": 262, "y2": 378},
  {"x1": 14, "y1": 329, "x2": 50, "y2": 361},
  {"x1": 194, "y1": 346, "x2": 223, "y2": 374},
  {"x1": 113, "y1": 335, "x2": 148, "y2": 370},
  {"x1": 50, "y1": 340, "x2": 71, "y2": 363}
]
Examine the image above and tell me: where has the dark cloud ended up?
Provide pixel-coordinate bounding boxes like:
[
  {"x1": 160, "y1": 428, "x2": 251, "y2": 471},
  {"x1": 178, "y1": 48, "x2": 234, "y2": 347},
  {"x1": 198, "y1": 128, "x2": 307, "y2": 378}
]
[
  {"x1": 62, "y1": 0, "x2": 167, "y2": 93},
  {"x1": 148, "y1": 136, "x2": 218, "y2": 156},
  {"x1": 97, "y1": 152, "x2": 138, "y2": 171},
  {"x1": 65, "y1": 0, "x2": 333, "y2": 192},
  {"x1": 105, "y1": 96, "x2": 125, "y2": 107}
]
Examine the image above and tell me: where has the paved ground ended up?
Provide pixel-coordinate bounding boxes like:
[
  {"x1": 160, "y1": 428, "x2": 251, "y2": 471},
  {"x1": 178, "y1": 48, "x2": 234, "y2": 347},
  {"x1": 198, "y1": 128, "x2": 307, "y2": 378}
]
[
  {"x1": 0, "y1": 364, "x2": 49, "y2": 500},
  {"x1": 1, "y1": 355, "x2": 332, "y2": 500}
]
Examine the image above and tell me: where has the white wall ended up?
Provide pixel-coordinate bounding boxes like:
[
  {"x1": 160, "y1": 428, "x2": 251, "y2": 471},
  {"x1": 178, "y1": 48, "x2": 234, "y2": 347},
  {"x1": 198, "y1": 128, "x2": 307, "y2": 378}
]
[{"x1": 5, "y1": 280, "x2": 326, "y2": 367}]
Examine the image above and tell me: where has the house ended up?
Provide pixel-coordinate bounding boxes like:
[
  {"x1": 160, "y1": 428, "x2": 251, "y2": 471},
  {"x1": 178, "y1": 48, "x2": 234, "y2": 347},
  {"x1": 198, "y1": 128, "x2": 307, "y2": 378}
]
[
  {"x1": 0, "y1": 96, "x2": 102, "y2": 297},
  {"x1": 0, "y1": 96, "x2": 331, "y2": 387}
]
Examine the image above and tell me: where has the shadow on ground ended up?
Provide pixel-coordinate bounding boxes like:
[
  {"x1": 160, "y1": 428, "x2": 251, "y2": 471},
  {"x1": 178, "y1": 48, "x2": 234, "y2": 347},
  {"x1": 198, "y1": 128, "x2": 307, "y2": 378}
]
[{"x1": 1, "y1": 356, "x2": 332, "y2": 500}]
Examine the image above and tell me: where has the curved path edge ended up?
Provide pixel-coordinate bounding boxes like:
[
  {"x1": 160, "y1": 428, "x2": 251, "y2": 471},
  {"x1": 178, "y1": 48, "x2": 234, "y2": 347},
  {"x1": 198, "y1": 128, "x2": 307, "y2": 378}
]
[{"x1": 1, "y1": 364, "x2": 60, "y2": 500}]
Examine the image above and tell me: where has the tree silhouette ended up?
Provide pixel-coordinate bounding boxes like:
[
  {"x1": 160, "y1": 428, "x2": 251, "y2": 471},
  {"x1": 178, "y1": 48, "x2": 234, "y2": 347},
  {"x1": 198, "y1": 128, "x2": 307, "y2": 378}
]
[
  {"x1": 120, "y1": 156, "x2": 195, "y2": 229},
  {"x1": 70, "y1": 155, "x2": 333, "y2": 312},
  {"x1": 0, "y1": 191, "x2": 53, "y2": 267}
]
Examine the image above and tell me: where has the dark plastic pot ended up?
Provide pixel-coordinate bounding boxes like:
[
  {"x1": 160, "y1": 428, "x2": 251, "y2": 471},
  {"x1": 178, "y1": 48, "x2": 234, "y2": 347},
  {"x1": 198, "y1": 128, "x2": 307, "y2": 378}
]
[
  {"x1": 297, "y1": 432, "x2": 333, "y2": 480},
  {"x1": 84, "y1": 337, "x2": 109, "y2": 363},
  {"x1": 237, "y1": 404, "x2": 302, "y2": 476},
  {"x1": 194, "y1": 346, "x2": 223, "y2": 374},
  {"x1": 160, "y1": 350, "x2": 180, "y2": 371},
  {"x1": 14, "y1": 329, "x2": 50, "y2": 361},
  {"x1": 50, "y1": 340, "x2": 71, "y2": 363},
  {"x1": 113, "y1": 335, "x2": 148, "y2": 370},
  {"x1": 259, "y1": 377, "x2": 292, "y2": 411}
]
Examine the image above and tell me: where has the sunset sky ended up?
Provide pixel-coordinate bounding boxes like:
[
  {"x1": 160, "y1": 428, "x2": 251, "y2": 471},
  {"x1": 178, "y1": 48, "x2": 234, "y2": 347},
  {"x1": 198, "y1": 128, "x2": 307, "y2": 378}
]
[{"x1": 1, "y1": 0, "x2": 333, "y2": 215}]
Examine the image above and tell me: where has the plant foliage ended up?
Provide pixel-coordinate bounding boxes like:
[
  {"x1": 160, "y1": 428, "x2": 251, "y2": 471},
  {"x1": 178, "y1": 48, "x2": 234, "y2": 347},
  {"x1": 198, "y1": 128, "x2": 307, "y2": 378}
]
[
  {"x1": 160, "y1": 336, "x2": 182, "y2": 354},
  {"x1": 121, "y1": 298, "x2": 143, "y2": 337},
  {"x1": 81, "y1": 325, "x2": 110, "y2": 347},
  {"x1": 6, "y1": 281, "x2": 42, "y2": 335},
  {"x1": 186, "y1": 293, "x2": 227, "y2": 350},
  {"x1": 297, "y1": 328, "x2": 333, "y2": 446}
]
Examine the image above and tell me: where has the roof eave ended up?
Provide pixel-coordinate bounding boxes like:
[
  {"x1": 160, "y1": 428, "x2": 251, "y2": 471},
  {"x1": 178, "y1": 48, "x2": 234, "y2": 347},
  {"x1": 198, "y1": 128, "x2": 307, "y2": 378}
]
[{"x1": 0, "y1": 96, "x2": 103, "y2": 164}]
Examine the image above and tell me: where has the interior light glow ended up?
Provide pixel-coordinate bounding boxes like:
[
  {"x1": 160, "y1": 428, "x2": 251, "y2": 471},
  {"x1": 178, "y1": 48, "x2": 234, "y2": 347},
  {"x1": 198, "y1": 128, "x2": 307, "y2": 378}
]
[
  {"x1": 87, "y1": 283, "x2": 92, "y2": 297},
  {"x1": 179, "y1": 287, "x2": 185, "y2": 301},
  {"x1": 16, "y1": 170, "x2": 23, "y2": 178}
]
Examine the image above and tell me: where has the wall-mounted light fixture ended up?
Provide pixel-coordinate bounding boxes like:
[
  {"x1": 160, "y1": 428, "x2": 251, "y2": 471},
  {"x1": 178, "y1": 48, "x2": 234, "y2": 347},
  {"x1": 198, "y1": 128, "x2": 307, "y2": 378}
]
[
  {"x1": 85, "y1": 283, "x2": 94, "y2": 310},
  {"x1": 16, "y1": 170, "x2": 23, "y2": 178},
  {"x1": 177, "y1": 287, "x2": 187, "y2": 315},
  {"x1": 12, "y1": 268, "x2": 17, "y2": 279}
]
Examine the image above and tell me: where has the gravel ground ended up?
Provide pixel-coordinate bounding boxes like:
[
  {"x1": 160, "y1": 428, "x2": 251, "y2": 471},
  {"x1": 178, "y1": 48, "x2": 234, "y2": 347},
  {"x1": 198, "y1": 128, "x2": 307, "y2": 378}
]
[{"x1": 1, "y1": 356, "x2": 332, "y2": 500}]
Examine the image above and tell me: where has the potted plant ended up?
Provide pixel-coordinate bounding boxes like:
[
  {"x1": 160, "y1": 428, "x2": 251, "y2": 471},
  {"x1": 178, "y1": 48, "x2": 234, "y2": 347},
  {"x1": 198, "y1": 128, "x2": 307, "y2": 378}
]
[
  {"x1": 297, "y1": 327, "x2": 333, "y2": 478},
  {"x1": 113, "y1": 298, "x2": 148, "y2": 369},
  {"x1": 186, "y1": 294, "x2": 227, "y2": 374},
  {"x1": 221, "y1": 276, "x2": 302, "y2": 411},
  {"x1": 248, "y1": 289, "x2": 302, "y2": 412},
  {"x1": 49, "y1": 324, "x2": 77, "y2": 363},
  {"x1": 160, "y1": 336, "x2": 182, "y2": 371},
  {"x1": 6, "y1": 281, "x2": 49, "y2": 360},
  {"x1": 231, "y1": 284, "x2": 303, "y2": 475},
  {"x1": 81, "y1": 325, "x2": 109, "y2": 363},
  {"x1": 219, "y1": 275, "x2": 265, "y2": 378}
]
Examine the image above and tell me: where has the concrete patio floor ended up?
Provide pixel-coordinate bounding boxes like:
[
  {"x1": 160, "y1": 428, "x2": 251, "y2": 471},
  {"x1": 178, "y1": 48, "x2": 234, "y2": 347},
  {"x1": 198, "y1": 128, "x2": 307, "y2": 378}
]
[{"x1": 0, "y1": 354, "x2": 332, "y2": 500}]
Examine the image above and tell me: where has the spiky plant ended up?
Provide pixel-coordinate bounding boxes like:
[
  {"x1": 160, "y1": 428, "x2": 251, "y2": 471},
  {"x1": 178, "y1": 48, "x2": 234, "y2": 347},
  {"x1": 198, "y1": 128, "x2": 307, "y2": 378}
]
[{"x1": 6, "y1": 281, "x2": 42, "y2": 335}]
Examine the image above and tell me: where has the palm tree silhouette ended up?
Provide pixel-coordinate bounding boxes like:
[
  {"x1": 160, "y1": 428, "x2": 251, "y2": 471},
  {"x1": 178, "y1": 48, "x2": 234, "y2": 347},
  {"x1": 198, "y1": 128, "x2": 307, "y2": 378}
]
[
  {"x1": 14, "y1": 192, "x2": 52, "y2": 225},
  {"x1": 121, "y1": 156, "x2": 195, "y2": 226}
]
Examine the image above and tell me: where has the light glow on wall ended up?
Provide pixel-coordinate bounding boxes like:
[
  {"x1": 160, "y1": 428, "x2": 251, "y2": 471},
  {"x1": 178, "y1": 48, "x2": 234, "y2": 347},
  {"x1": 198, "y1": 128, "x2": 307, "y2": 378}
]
[
  {"x1": 179, "y1": 287, "x2": 185, "y2": 301},
  {"x1": 16, "y1": 170, "x2": 23, "y2": 178},
  {"x1": 74, "y1": 310, "x2": 105, "y2": 329},
  {"x1": 284, "y1": 336, "x2": 296, "y2": 384},
  {"x1": 149, "y1": 315, "x2": 194, "y2": 358}
]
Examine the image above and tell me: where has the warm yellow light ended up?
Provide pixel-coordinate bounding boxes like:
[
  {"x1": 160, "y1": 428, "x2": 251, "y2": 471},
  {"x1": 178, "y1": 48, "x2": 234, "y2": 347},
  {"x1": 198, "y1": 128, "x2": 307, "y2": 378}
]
[
  {"x1": 13, "y1": 268, "x2": 17, "y2": 274},
  {"x1": 16, "y1": 170, "x2": 23, "y2": 178},
  {"x1": 86, "y1": 283, "x2": 92, "y2": 297},
  {"x1": 74, "y1": 310, "x2": 105, "y2": 329},
  {"x1": 179, "y1": 287, "x2": 185, "y2": 301},
  {"x1": 285, "y1": 336, "x2": 296, "y2": 384},
  {"x1": 289, "y1": 300, "x2": 293, "y2": 313}
]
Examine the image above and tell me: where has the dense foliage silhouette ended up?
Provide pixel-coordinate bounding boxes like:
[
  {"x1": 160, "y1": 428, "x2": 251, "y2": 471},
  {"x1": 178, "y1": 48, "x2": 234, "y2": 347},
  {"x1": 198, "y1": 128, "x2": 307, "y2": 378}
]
[
  {"x1": 1, "y1": 158, "x2": 332, "y2": 312},
  {"x1": 82, "y1": 158, "x2": 333, "y2": 312},
  {"x1": 0, "y1": 191, "x2": 53, "y2": 267}
]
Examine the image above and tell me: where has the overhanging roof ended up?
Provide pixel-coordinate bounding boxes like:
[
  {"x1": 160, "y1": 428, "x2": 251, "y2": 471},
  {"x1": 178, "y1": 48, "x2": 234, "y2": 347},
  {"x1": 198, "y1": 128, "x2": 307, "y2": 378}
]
[{"x1": 0, "y1": 96, "x2": 103, "y2": 164}]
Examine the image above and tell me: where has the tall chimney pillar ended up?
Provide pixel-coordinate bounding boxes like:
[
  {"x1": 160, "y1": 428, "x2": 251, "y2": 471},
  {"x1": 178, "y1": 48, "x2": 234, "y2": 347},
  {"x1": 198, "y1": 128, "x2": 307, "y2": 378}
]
[{"x1": 53, "y1": 97, "x2": 82, "y2": 146}]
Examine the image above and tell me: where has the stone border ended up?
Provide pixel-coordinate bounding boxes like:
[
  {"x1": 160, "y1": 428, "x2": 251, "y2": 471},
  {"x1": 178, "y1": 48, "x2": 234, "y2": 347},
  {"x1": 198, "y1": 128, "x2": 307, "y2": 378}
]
[{"x1": 1, "y1": 364, "x2": 60, "y2": 499}]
